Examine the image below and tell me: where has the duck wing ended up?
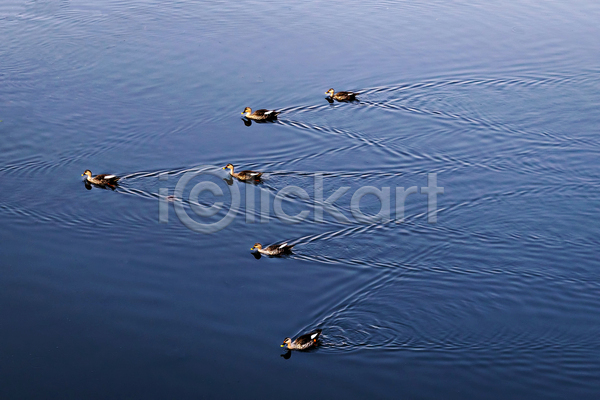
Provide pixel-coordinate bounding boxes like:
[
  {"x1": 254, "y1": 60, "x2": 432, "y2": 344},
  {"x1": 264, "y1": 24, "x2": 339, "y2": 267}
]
[
  {"x1": 237, "y1": 170, "x2": 263, "y2": 180},
  {"x1": 295, "y1": 329, "x2": 322, "y2": 346},
  {"x1": 264, "y1": 243, "x2": 282, "y2": 253},
  {"x1": 254, "y1": 109, "x2": 280, "y2": 119},
  {"x1": 277, "y1": 242, "x2": 295, "y2": 253},
  {"x1": 337, "y1": 91, "x2": 357, "y2": 99},
  {"x1": 96, "y1": 174, "x2": 120, "y2": 182},
  {"x1": 264, "y1": 242, "x2": 294, "y2": 255}
]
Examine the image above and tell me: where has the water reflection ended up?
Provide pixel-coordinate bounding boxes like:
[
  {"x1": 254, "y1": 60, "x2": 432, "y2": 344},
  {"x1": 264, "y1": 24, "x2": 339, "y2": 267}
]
[
  {"x1": 83, "y1": 181, "x2": 118, "y2": 191},
  {"x1": 222, "y1": 176, "x2": 263, "y2": 186},
  {"x1": 241, "y1": 117, "x2": 280, "y2": 127}
]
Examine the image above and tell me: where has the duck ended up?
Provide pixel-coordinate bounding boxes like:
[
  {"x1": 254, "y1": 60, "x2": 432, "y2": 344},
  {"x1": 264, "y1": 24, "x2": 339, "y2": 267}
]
[
  {"x1": 81, "y1": 170, "x2": 120, "y2": 185},
  {"x1": 281, "y1": 329, "x2": 322, "y2": 350},
  {"x1": 325, "y1": 88, "x2": 359, "y2": 101},
  {"x1": 241, "y1": 107, "x2": 280, "y2": 121},
  {"x1": 251, "y1": 242, "x2": 295, "y2": 256},
  {"x1": 222, "y1": 164, "x2": 263, "y2": 181}
]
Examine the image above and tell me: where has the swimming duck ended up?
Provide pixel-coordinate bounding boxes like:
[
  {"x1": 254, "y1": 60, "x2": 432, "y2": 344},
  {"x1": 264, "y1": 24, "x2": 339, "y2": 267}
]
[
  {"x1": 251, "y1": 242, "x2": 294, "y2": 256},
  {"x1": 325, "y1": 88, "x2": 359, "y2": 101},
  {"x1": 281, "y1": 329, "x2": 322, "y2": 350},
  {"x1": 223, "y1": 164, "x2": 263, "y2": 181},
  {"x1": 241, "y1": 107, "x2": 280, "y2": 121},
  {"x1": 82, "y1": 170, "x2": 120, "y2": 185}
]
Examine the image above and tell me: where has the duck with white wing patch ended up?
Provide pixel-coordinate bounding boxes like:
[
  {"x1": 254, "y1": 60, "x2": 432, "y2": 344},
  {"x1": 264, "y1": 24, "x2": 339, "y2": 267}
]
[
  {"x1": 250, "y1": 242, "x2": 295, "y2": 256},
  {"x1": 281, "y1": 329, "x2": 322, "y2": 351}
]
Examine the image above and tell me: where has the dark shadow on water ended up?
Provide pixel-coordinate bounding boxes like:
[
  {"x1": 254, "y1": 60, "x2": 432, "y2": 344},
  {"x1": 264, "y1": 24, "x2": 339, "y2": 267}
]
[
  {"x1": 241, "y1": 117, "x2": 279, "y2": 127},
  {"x1": 83, "y1": 181, "x2": 118, "y2": 191},
  {"x1": 223, "y1": 176, "x2": 264, "y2": 186}
]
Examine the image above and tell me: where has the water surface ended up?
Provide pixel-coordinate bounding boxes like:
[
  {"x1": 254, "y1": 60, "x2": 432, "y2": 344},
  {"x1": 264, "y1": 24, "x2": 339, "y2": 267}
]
[{"x1": 1, "y1": 0, "x2": 600, "y2": 398}]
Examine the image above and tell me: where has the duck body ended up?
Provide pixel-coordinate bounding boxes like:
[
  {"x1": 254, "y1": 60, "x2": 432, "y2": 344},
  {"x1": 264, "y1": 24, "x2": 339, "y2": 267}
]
[
  {"x1": 282, "y1": 329, "x2": 322, "y2": 350},
  {"x1": 223, "y1": 164, "x2": 263, "y2": 181},
  {"x1": 325, "y1": 88, "x2": 359, "y2": 101},
  {"x1": 242, "y1": 107, "x2": 280, "y2": 121},
  {"x1": 82, "y1": 170, "x2": 120, "y2": 186},
  {"x1": 251, "y1": 242, "x2": 294, "y2": 256}
]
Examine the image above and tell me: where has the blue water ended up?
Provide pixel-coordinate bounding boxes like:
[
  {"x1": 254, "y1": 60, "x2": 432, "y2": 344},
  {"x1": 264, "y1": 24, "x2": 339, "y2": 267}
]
[{"x1": 1, "y1": 0, "x2": 600, "y2": 398}]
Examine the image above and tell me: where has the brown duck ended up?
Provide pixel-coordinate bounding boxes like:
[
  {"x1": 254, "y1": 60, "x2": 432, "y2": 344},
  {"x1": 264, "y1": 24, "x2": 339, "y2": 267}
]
[
  {"x1": 325, "y1": 88, "x2": 359, "y2": 101},
  {"x1": 241, "y1": 107, "x2": 280, "y2": 121},
  {"x1": 223, "y1": 164, "x2": 263, "y2": 181},
  {"x1": 250, "y1": 242, "x2": 294, "y2": 256},
  {"x1": 81, "y1": 170, "x2": 120, "y2": 185},
  {"x1": 281, "y1": 329, "x2": 322, "y2": 350}
]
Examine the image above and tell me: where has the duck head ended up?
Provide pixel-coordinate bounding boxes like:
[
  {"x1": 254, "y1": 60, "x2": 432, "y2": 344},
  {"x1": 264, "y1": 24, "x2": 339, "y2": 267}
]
[
  {"x1": 82, "y1": 170, "x2": 92, "y2": 178},
  {"x1": 281, "y1": 338, "x2": 292, "y2": 348},
  {"x1": 241, "y1": 107, "x2": 252, "y2": 116},
  {"x1": 250, "y1": 243, "x2": 263, "y2": 251},
  {"x1": 325, "y1": 88, "x2": 335, "y2": 97},
  {"x1": 222, "y1": 163, "x2": 234, "y2": 173}
]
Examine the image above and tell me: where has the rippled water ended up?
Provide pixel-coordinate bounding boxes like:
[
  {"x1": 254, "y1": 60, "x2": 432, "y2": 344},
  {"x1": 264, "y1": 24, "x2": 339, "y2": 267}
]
[{"x1": 2, "y1": 0, "x2": 600, "y2": 398}]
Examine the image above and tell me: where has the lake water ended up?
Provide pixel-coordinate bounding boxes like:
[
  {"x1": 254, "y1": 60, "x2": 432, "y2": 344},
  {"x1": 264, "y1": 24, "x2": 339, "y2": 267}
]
[{"x1": 1, "y1": 0, "x2": 600, "y2": 398}]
